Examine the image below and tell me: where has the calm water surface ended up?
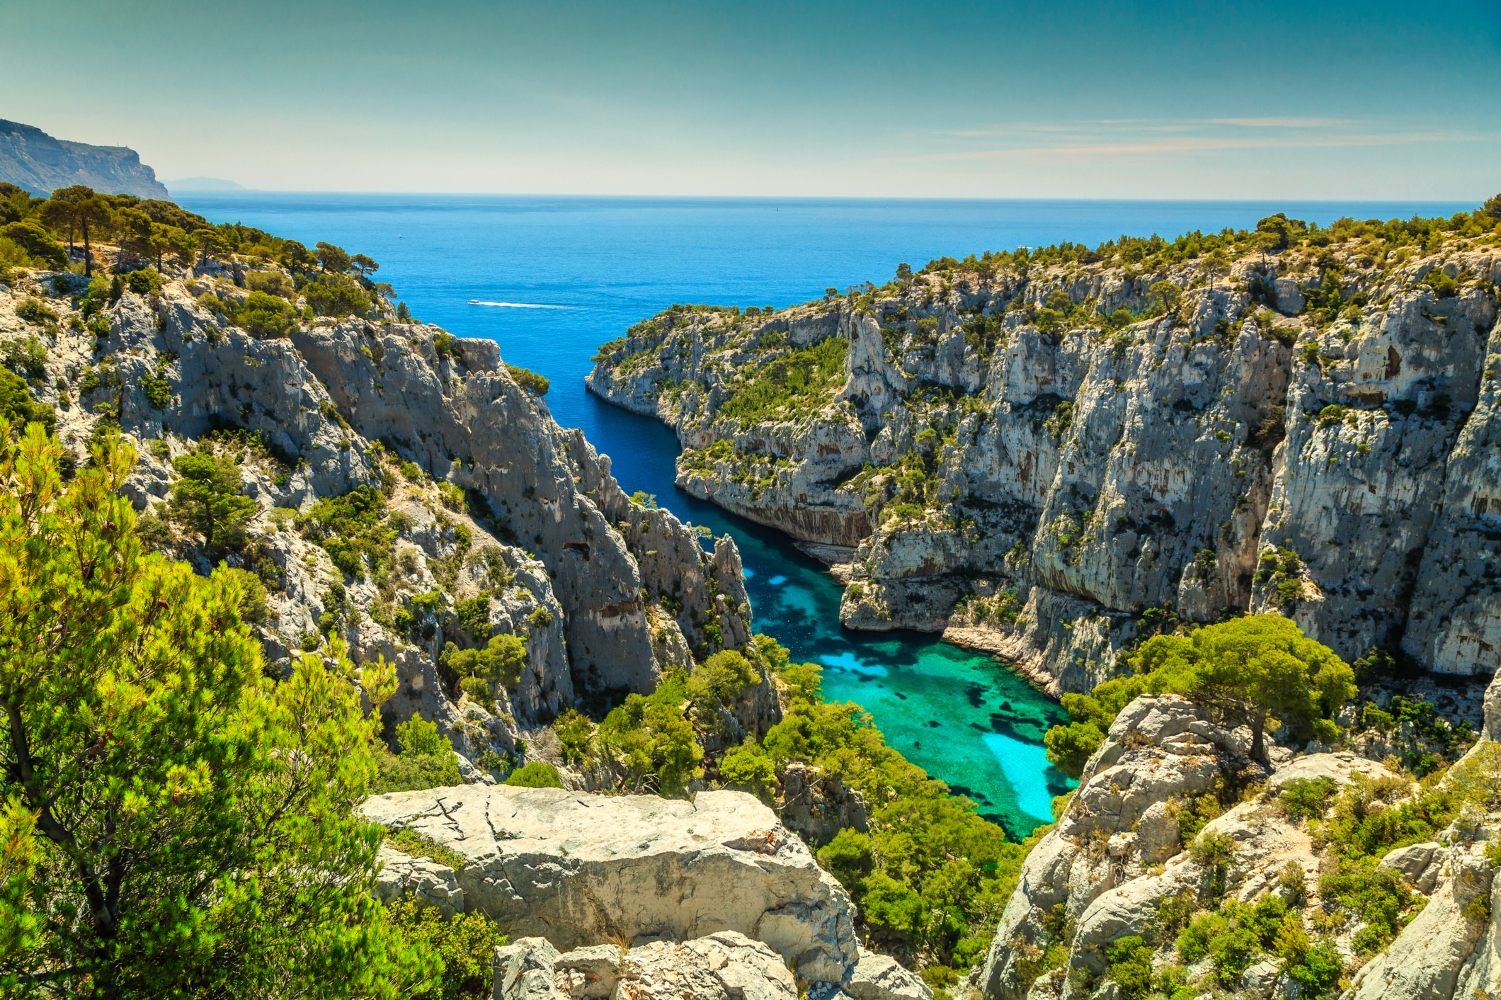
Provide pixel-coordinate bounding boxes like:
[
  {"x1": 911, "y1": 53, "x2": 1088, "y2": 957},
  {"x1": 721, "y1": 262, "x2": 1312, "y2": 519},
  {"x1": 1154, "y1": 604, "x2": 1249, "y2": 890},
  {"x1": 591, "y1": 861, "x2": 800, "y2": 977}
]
[{"x1": 179, "y1": 193, "x2": 1468, "y2": 837}]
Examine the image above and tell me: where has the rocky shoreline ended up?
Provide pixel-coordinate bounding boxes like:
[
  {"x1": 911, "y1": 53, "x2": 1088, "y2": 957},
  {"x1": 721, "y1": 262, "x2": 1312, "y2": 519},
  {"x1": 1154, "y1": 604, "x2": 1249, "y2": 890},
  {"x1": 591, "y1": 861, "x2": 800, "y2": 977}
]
[{"x1": 587, "y1": 225, "x2": 1501, "y2": 696}]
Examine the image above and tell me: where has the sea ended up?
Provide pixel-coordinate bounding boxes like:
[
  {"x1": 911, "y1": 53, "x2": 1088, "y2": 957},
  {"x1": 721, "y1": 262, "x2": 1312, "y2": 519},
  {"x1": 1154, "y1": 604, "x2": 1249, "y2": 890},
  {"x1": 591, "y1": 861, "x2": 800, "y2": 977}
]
[{"x1": 177, "y1": 193, "x2": 1472, "y2": 839}]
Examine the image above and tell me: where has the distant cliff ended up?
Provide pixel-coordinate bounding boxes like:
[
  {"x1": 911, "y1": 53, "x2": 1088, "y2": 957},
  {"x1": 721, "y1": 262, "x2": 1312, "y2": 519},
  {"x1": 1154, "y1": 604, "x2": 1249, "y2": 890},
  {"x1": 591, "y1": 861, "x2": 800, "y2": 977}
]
[{"x1": 0, "y1": 119, "x2": 171, "y2": 199}]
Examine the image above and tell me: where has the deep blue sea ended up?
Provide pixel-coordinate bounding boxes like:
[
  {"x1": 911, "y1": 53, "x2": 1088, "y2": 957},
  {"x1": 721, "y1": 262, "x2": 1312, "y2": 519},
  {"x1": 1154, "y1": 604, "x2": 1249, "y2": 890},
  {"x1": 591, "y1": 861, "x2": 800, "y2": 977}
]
[{"x1": 178, "y1": 193, "x2": 1471, "y2": 838}]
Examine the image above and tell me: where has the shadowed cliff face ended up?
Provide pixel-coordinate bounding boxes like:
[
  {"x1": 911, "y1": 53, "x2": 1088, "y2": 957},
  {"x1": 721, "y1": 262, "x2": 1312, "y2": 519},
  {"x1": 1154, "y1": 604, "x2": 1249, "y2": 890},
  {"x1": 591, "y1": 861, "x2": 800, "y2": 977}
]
[
  {"x1": 0, "y1": 119, "x2": 172, "y2": 200},
  {"x1": 588, "y1": 234, "x2": 1501, "y2": 691},
  {"x1": 0, "y1": 265, "x2": 751, "y2": 762}
]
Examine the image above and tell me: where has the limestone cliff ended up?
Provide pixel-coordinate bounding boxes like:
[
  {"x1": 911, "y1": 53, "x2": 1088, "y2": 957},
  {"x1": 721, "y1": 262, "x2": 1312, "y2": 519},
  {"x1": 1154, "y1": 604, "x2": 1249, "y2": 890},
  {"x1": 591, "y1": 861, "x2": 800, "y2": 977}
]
[
  {"x1": 0, "y1": 260, "x2": 751, "y2": 767},
  {"x1": 0, "y1": 119, "x2": 172, "y2": 199},
  {"x1": 973, "y1": 694, "x2": 1501, "y2": 1000},
  {"x1": 588, "y1": 216, "x2": 1501, "y2": 692}
]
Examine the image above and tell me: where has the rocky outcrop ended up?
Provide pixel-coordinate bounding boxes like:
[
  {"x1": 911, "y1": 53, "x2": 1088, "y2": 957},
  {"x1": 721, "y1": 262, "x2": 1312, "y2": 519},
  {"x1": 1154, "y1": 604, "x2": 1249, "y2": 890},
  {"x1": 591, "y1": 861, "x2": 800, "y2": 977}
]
[
  {"x1": 363, "y1": 785, "x2": 860, "y2": 983},
  {"x1": 976, "y1": 691, "x2": 1500, "y2": 1000},
  {"x1": 588, "y1": 237, "x2": 1501, "y2": 692},
  {"x1": 972, "y1": 693, "x2": 1428, "y2": 996},
  {"x1": 1350, "y1": 770, "x2": 1500, "y2": 1000},
  {"x1": 0, "y1": 119, "x2": 172, "y2": 199},
  {"x1": 976, "y1": 696, "x2": 1246, "y2": 999},
  {"x1": 493, "y1": 933, "x2": 800, "y2": 1000},
  {"x1": 0, "y1": 264, "x2": 752, "y2": 772}
]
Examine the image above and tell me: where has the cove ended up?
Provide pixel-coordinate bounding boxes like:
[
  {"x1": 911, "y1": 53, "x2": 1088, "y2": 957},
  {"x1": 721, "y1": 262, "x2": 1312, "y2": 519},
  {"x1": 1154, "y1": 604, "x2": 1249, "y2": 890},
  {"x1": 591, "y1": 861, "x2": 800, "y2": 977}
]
[
  {"x1": 575, "y1": 400, "x2": 1075, "y2": 839},
  {"x1": 174, "y1": 194, "x2": 1466, "y2": 838}
]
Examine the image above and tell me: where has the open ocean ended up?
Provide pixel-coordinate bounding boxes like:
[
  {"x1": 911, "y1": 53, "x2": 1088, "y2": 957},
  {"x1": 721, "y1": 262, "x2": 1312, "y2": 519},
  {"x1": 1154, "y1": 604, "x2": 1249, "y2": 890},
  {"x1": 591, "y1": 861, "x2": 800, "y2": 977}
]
[{"x1": 178, "y1": 193, "x2": 1472, "y2": 837}]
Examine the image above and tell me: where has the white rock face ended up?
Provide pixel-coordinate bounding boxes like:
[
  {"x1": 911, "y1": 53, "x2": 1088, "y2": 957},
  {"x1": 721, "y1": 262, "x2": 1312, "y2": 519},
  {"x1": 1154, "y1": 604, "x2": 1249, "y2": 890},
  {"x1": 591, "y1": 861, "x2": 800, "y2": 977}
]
[
  {"x1": 837, "y1": 950, "x2": 934, "y2": 1000},
  {"x1": 1350, "y1": 841, "x2": 1497, "y2": 1000},
  {"x1": 587, "y1": 246, "x2": 1501, "y2": 690},
  {"x1": 493, "y1": 932, "x2": 801, "y2": 1000},
  {"x1": 0, "y1": 271, "x2": 762, "y2": 770},
  {"x1": 364, "y1": 785, "x2": 860, "y2": 983},
  {"x1": 973, "y1": 694, "x2": 1470, "y2": 1000},
  {"x1": 977, "y1": 697, "x2": 1241, "y2": 998},
  {"x1": 372, "y1": 845, "x2": 464, "y2": 917}
]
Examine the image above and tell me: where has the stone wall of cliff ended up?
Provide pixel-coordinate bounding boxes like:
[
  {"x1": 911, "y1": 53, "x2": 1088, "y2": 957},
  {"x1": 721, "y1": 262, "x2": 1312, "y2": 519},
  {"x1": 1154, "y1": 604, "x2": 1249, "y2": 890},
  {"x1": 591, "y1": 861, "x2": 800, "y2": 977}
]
[
  {"x1": 0, "y1": 261, "x2": 751, "y2": 767},
  {"x1": 0, "y1": 119, "x2": 172, "y2": 199},
  {"x1": 588, "y1": 228, "x2": 1501, "y2": 692}
]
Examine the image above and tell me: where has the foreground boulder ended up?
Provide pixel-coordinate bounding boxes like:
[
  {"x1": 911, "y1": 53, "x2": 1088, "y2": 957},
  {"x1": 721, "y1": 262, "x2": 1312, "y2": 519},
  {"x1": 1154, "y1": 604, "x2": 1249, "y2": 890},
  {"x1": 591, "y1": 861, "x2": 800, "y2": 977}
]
[
  {"x1": 493, "y1": 933, "x2": 798, "y2": 1000},
  {"x1": 365, "y1": 785, "x2": 859, "y2": 982}
]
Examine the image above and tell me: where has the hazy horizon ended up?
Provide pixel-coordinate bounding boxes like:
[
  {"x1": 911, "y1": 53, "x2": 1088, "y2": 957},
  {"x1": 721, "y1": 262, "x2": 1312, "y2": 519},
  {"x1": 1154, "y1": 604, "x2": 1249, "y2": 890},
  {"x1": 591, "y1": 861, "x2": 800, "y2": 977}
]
[{"x1": 8, "y1": 0, "x2": 1499, "y2": 200}]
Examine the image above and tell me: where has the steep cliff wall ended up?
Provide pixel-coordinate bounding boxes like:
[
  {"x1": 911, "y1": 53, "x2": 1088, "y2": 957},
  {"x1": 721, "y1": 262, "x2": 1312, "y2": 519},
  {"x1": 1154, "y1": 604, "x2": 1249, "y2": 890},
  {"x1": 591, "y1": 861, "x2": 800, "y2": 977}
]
[
  {"x1": 0, "y1": 119, "x2": 172, "y2": 199},
  {"x1": 0, "y1": 261, "x2": 751, "y2": 766},
  {"x1": 588, "y1": 216, "x2": 1501, "y2": 691}
]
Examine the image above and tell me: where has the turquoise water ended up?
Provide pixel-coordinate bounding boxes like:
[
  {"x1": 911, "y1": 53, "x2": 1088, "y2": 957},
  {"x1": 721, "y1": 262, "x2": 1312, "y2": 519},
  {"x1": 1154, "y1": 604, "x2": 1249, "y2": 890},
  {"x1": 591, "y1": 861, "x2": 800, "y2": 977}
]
[{"x1": 176, "y1": 194, "x2": 1470, "y2": 837}]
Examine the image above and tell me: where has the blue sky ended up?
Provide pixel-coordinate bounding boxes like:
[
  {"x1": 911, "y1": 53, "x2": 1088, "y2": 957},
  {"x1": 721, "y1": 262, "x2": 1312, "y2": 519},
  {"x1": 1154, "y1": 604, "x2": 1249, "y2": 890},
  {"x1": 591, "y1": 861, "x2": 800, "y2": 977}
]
[{"x1": 6, "y1": 0, "x2": 1499, "y2": 198}]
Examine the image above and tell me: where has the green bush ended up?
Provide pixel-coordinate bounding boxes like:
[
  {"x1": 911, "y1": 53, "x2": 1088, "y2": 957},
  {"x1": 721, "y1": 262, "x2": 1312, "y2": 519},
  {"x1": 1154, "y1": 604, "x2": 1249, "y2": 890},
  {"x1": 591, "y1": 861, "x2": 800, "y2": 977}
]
[
  {"x1": 373, "y1": 715, "x2": 463, "y2": 793},
  {"x1": 167, "y1": 450, "x2": 257, "y2": 554},
  {"x1": 446, "y1": 633, "x2": 528, "y2": 692},
  {"x1": 504, "y1": 761, "x2": 563, "y2": 788},
  {"x1": 297, "y1": 484, "x2": 396, "y2": 578},
  {"x1": 506, "y1": 364, "x2": 550, "y2": 396},
  {"x1": 303, "y1": 273, "x2": 370, "y2": 317},
  {"x1": 1320, "y1": 856, "x2": 1413, "y2": 953},
  {"x1": 386, "y1": 899, "x2": 506, "y2": 1000},
  {"x1": 125, "y1": 268, "x2": 162, "y2": 295},
  {"x1": 1104, "y1": 935, "x2": 1155, "y2": 999},
  {"x1": 1043, "y1": 720, "x2": 1104, "y2": 779},
  {"x1": 14, "y1": 297, "x2": 58, "y2": 325},
  {"x1": 1, "y1": 220, "x2": 67, "y2": 269},
  {"x1": 0, "y1": 367, "x2": 55, "y2": 432},
  {"x1": 1279, "y1": 776, "x2": 1338, "y2": 819},
  {"x1": 719, "y1": 739, "x2": 776, "y2": 801},
  {"x1": 455, "y1": 595, "x2": 492, "y2": 640},
  {"x1": 553, "y1": 708, "x2": 596, "y2": 764},
  {"x1": 231, "y1": 289, "x2": 299, "y2": 338}
]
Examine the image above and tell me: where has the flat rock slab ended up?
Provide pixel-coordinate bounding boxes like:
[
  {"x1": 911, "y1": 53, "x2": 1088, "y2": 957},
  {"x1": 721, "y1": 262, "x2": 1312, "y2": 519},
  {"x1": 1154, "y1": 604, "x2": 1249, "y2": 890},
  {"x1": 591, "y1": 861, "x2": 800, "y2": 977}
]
[{"x1": 364, "y1": 786, "x2": 858, "y2": 982}]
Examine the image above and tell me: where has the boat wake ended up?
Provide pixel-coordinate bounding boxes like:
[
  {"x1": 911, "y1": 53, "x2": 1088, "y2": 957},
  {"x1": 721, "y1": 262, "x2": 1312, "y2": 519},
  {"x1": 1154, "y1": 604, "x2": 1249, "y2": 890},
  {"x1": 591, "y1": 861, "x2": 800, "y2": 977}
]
[{"x1": 468, "y1": 300, "x2": 570, "y2": 309}]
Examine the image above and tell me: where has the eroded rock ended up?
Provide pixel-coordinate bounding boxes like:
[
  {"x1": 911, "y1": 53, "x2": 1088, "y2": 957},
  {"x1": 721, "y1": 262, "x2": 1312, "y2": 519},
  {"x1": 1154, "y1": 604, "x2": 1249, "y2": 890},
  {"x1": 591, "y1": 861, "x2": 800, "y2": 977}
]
[{"x1": 365, "y1": 785, "x2": 859, "y2": 982}]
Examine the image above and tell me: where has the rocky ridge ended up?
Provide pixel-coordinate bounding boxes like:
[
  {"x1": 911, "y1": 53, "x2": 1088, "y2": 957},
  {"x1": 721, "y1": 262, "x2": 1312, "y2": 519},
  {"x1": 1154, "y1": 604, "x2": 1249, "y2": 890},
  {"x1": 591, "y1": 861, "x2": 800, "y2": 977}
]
[
  {"x1": 971, "y1": 680, "x2": 1501, "y2": 1000},
  {"x1": 0, "y1": 119, "x2": 172, "y2": 199},
  {"x1": 587, "y1": 213, "x2": 1501, "y2": 694},
  {"x1": 0, "y1": 261, "x2": 752, "y2": 766},
  {"x1": 366, "y1": 784, "x2": 935, "y2": 1000}
]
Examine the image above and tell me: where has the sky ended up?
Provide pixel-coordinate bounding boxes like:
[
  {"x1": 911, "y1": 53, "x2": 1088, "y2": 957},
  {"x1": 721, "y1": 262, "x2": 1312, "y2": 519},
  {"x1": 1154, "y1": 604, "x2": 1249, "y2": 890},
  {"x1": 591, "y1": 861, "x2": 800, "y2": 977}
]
[{"x1": 4, "y1": 0, "x2": 1499, "y2": 199}]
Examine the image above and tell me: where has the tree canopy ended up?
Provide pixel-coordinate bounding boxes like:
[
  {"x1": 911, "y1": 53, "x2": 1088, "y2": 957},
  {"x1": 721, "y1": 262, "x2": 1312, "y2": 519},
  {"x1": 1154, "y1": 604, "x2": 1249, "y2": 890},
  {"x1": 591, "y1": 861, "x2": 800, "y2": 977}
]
[
  {"x1": 1045, "y1": 614, "x2": 1356, "y2": 773},
  {"x1": 0, "y1": 422, "x2": 430, "y2": 998}
]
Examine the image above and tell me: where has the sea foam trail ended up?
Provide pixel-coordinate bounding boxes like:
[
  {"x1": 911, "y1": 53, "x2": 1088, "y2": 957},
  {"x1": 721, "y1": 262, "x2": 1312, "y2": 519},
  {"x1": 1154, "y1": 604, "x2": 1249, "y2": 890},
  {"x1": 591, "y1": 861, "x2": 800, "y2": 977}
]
[{"x1": 468, "y1": 299, "x2": 570, "y2": 309}]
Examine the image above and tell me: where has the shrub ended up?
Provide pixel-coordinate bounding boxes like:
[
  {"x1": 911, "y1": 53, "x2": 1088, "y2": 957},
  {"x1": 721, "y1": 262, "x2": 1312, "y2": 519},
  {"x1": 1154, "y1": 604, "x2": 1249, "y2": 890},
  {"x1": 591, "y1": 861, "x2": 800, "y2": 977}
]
[
  {"x1": 232, "y1": 290, "x2": 299, "y2": 338},
  {"x1": 455, "y1": 595, "x2": 492, "y2": 640},
  {"x1": 303, "y1": 273, "x2": 370, "y2": 316},
  {"x1": 296, "y1": 484, "x2": 395, "y2": 578},
  {"x1": 1044, "y1": 720, "x2": 1104, "y2": 779},
  {"x1": 386, "y1": 899, "x2": 506, "y2": 1000},
  {"x1": 14, "y1": 297, "x2": 57, "y2": 325},
  {"x1": 504, "y1": 761, "x2": 563, "y2": 788},
  {"x1": 167, "y1": 450, "x2": 257, "y2": 554},
  {"x1": 1, "y1": 220, "x2": 67, "y2": 269},
  {"x1": 446, "y1": 632, "x2": 528, "y2": 693},
  {"x1": 1321, "y1": 857, "x2": 1413, "y2": 953},
  {"x1": 553, "y1": 708, "x2": 596, "y2": 764},
  {"x1": 1, "y1": 335, "x2": 47, "y2": 380},
  {"x1": 373, "y1": 715, "x2": 463, "y2": 793},
  {"x1": 506, "y1": 364, "x2": 550, "y2": 396},
  {"x1": 718, "y1": 739, "x2": 776, "y2": 801},
  {"x1": 125, "y1": 268, "x2": 162, "y2": 295},
  {"x1": 1279, "y1": 776, "x2": 1338, "y2": 819}
]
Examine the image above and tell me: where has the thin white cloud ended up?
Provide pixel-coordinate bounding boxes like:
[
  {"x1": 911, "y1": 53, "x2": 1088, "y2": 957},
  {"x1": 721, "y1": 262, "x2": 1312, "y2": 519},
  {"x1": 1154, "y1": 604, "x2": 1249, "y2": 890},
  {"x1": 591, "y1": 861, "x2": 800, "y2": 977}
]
[{"x1": 899, "y1": 128, "x2": 1498, "y2": 163}]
